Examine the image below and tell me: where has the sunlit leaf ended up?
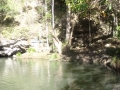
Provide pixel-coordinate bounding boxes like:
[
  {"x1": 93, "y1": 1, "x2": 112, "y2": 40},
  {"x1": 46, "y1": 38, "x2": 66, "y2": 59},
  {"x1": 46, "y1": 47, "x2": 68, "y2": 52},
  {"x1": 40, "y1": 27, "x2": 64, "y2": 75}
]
[
  {"x1": 109, "y1": 4, "x2": 112, "y2": 10},
  {"x1": 116, "y1": 26, "x2": 120, "y2": 31}
]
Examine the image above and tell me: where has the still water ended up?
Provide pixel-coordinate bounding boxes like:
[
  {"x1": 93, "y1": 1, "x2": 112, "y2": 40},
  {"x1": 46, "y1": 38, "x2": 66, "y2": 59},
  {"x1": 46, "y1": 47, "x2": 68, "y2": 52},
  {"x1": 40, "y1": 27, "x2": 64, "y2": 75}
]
[{"x1": 0, "y1": 58, "x2": 120, "y2": 90}]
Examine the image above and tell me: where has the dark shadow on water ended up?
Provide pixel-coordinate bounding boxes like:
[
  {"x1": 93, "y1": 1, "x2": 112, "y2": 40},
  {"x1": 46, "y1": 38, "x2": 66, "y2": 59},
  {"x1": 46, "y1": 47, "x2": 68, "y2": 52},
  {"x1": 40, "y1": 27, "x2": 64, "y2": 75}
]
[{"x1": 61, "y1": 62, "x2": 120, "y2": 90}]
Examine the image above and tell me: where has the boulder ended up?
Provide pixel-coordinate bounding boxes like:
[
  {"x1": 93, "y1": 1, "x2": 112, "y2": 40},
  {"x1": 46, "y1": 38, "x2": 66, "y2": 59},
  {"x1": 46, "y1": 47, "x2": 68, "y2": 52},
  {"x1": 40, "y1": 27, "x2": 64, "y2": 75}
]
[{"x1": 0, "y1": 39, "x2": 29, "y2": 57}]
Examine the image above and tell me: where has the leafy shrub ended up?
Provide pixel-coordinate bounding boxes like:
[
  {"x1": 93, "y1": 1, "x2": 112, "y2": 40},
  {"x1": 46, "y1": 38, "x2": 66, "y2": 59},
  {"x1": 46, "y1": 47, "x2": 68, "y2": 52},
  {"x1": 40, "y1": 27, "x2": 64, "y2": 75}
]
[
  {"x1": 116, "y1": 25, "x2": 120, "y2": 39},
  {"x1": 111, "y1": 56, "x2": 120, "y2": 69},
  {"x1": 49, "y1": 53, "x2": 59, "y2": 60},
  {"x1": 27, "y1": 47, "x2": 36, "y2": 53},
  {"x1": 16, "y1": 52, "x2": 22, "y2": 57}
]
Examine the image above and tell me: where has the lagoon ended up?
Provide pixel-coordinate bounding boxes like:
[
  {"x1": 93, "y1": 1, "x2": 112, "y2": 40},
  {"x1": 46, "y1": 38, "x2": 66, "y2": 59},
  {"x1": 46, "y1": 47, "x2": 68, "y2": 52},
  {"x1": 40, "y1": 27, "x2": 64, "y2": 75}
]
[{"x1": 0, "y1": 58, "x2": 120, "y2": 90}]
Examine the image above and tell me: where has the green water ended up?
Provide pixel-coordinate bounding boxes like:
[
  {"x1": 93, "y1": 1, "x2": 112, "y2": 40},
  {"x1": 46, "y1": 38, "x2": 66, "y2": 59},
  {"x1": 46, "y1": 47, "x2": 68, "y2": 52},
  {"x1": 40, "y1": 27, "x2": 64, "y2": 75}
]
[{"x1": 0, "y1": 58, "x2": 120, "y2": 90}]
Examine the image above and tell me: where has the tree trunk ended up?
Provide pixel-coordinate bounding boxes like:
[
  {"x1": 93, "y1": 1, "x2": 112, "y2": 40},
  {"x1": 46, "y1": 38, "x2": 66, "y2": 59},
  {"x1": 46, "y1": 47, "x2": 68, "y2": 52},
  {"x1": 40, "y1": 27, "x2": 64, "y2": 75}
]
[
  {"x1": 45, "y1": 0, "x2": 50, "y2": 51},
  {"x1": 52, "y1": 0, "x2": 55, "y2": 30},
  {"x1": 51, "y1": 0, "x2": 62, "y2": 54},
  {"x1": 52, "y1": 0, "x2": 55, "y2": 51},
  {"x1": 89, "y1": 9, "x2": 91, "y2": 46},
  {"x1": 66, "y1": 4, "x2": 71, "y2": 45},
  {"x1": 53, "y1": 36, "x2": 62, "y2": 54}
]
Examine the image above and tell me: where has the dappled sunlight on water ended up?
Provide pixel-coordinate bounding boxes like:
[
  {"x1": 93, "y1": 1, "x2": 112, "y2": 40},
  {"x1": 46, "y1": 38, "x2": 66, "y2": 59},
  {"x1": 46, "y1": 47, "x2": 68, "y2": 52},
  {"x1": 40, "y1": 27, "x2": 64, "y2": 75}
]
[{"x1": 0, "y1": 58, "x2": 120, "y2": 90}]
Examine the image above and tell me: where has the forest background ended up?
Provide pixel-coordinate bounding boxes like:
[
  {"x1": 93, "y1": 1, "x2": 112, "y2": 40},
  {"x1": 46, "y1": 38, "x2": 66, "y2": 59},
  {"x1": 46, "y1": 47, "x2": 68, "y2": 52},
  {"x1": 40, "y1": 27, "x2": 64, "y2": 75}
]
[{"x1": 0, "y1": 0, "x2": 120, "y2": 58}]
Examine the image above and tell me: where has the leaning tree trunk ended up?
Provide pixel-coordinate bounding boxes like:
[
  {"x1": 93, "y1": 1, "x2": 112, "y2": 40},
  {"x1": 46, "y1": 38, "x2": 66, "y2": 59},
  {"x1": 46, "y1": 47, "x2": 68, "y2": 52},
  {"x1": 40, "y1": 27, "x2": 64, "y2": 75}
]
[{"x1": 51, "y1": 0, "x2": 62, "y2": 54}]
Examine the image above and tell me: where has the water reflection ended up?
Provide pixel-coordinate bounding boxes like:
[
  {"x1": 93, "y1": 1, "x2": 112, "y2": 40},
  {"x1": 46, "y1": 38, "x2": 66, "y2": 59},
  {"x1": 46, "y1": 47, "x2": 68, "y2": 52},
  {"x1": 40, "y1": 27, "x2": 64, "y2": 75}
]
[{"x1": 0, "y1": 58, "x2": 120, "y2": 90}]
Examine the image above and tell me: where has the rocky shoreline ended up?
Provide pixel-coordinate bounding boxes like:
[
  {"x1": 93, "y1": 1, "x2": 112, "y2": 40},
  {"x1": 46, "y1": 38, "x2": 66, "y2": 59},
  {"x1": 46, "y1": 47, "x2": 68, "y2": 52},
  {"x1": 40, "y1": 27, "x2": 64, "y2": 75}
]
[
  {"x1": 0, "y1": 38, "x2": 49, "y2": 57},
  {"x1": 1, "y1": 38, "x2": 120, "y2": 72},
  {"x1": 0, "y1": 39, "x2": 29, "y2": 57},
  {"x1": 62, "y1": 44, "x2": 120, "y2": 72}
]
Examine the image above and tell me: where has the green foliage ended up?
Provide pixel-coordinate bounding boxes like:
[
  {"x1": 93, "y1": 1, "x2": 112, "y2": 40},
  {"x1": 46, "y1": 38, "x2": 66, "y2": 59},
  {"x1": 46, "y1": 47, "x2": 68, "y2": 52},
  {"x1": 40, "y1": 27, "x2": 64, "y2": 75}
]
[
  {"x1": 105, "y1": 0, "x2": 112, "y2": 10},
  {"x1": 1, "y1": 27, "x2": 29, "y2": 39},
  {"x1": 116, "y1": 25, "x2": 120, "y2": 39},
  {"x1": 111, "y1": 56, "x2": 120, "y2": 68},
  {"x1": 27, "y1": 47, "x2": 36, "y2": 53},
  {"x1": 116, "y1": 26, "x2": 120, "y2": 31},
  {"x1": 2, "y1": 27, "x2": 13, "y2": 39},
  {"x1": 16, "y1": 52, "x2": 22, "y2": 57},
  {"x1": 62, "y1": 40, "x2": 68, "y2": 48},
  {"x1": 65, "y1": 0, "x2": 89, "y2": 13},
  {"x1": 0, "y1": 0, "x2": 20, "y2": 20},
  {"x1": 49, "y1": 53, "x2": 59, "y2": 60},
  {"x1": 108, "y1": 4, "x2": 112, "y2": 10},
  {"x1": 35, "y1": 6, "x2": 43, "y2": 13}
]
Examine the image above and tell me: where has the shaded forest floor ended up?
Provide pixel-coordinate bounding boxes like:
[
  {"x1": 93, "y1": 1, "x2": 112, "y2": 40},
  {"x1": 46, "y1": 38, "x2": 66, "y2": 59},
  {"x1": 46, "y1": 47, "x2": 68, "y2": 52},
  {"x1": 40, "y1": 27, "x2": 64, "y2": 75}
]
[
  {"x1": 62, "y1": 38, "x2": 120, "y2": 66},
  {"x1": 62, "y1": 45, "x2": 109, "y2": 65}
]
